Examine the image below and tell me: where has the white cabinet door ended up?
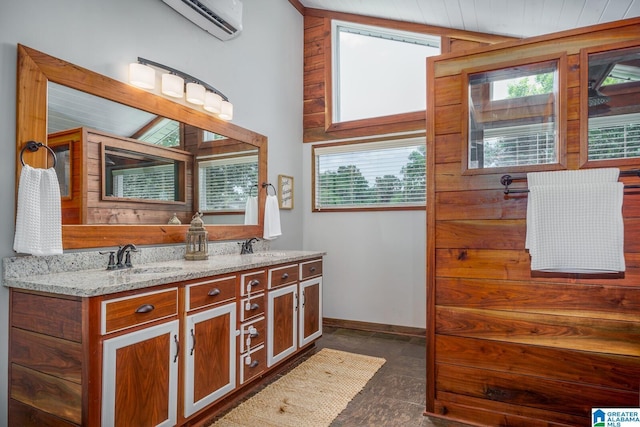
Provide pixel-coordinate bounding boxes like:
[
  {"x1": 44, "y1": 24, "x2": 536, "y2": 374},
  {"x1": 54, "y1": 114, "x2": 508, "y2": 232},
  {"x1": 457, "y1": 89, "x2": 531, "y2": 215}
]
[
  {"x1": 299, "y1": 277, "x2": 322, "y2": 347},
  {"x1": 267, "y1": 284, "x2": 298, "y2": 367},
  {"x1": 184, "y1": 302, "x2": 237, "y2": 418},
  {"x1": 102, "y1": 320, "x2": 179, "y2": 427}
]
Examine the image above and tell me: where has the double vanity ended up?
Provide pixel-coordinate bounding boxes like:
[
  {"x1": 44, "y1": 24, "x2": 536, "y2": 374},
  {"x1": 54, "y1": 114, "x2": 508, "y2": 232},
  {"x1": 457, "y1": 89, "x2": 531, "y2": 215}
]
[{"x1": 4, "y1": 246, "x2": 324, "y2": 426}]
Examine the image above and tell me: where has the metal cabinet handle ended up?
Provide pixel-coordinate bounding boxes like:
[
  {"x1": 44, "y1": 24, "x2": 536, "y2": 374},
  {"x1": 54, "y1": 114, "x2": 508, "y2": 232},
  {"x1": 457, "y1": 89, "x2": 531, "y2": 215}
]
[
  {"x1": 282, "y1": 273, "x2": 289, "y2": 280},
  {"x1": 173, "y1": 334, "x2": 180, "y2": 363},
  {"x1": 190, "y1": 328, "x2": 196, "y2": 356},
  {"x1": 248, "y1": 279, "x2": 260, "y2": 287},
  {"x1": 250, "y1": 331, "x2": 259, "y2": 338},
  {"x1": 208, "y1": 288, "x2": 221, "y2": 297},
  {"x1": 249, "y1": 360, "x2": 259, "y2": 368},
  {"x1": 309, "y1": 267, "x2": 316, "y2": 272},
  {"x1": 249, "y1": 303, "x2": 260, "y2": 311},
  {"x1": 135, "y1": 304, "x2": 155, "y2": 313}
]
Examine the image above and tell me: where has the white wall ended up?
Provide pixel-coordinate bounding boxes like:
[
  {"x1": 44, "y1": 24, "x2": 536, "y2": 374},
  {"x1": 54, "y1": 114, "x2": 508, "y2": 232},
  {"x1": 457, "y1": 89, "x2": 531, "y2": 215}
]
[
  {"x1": 302, "y1": 143, "x2": 427, "y2": 329},
  {"x1": 0, "y1": 0, "x2": 302, "y2": 423}
]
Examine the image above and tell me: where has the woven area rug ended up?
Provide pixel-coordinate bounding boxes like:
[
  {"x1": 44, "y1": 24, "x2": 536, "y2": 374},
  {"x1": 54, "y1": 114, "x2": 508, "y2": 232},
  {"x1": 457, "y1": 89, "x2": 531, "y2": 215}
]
[{"x1": 210, "y1": 348, "x2": 386, "y2": 427}]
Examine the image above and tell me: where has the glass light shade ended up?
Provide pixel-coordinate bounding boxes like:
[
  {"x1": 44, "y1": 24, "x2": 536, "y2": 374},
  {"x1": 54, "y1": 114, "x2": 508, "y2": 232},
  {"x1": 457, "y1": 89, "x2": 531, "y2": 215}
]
[
  {"x1": 204, "y1": 92, "x2": 223, "y2": 114},
  {"x1": 219, "y1": 101, "x2": 234, "y2": 120},
  {"x1": 162, "y1": 73, "x2": 184, "y2": 98},
  {"x1": 186, "y1": 82, "x2": 206, "y2": 105},
  {"x1": 129, "y1": 63, "x2": 155, "y2": 90}
]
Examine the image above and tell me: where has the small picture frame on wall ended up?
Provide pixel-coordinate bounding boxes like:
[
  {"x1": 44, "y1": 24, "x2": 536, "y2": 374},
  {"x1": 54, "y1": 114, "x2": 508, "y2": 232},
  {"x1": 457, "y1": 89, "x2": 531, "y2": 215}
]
[{"x1": 278, "y1": 175, "x2": 294, "y2": 210}]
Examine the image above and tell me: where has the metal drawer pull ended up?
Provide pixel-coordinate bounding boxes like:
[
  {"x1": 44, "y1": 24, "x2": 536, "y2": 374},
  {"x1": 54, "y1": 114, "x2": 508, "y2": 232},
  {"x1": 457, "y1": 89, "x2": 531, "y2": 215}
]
[
  {"x1": 248, "y1": 326, "x2": 259, "y2": 338},
  {"x1": 190, "y1": 328, "x2": 196, "y2": 355},
  {"x1": 248, "y1": 279, "x2": 260, "y2": 287},
  {"x1": 249, "y1": 303, "x2": 260, "y2": 311},
  {"x1": 249, "y1": 360, "x2": 259, "y2": 368},
  {"x1": 135, "y1": 304, "x2": 155, "y2": 313},
  {"x1": 309, "y1": 267, "x2": 316, "y2": 272},
  {"x1": 173, "y1": 335, "x2": 180, "y2": 363},
  {"x1": 281, "y1": 273, "x2": 289, "y2": 280},
  {"x1": 208, "y1": 288, "x2": 221, "y2": 297}
]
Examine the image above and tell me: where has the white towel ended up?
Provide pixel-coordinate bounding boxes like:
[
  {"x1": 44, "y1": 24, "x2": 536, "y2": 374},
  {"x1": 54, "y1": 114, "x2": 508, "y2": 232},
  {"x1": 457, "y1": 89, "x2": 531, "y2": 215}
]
[
  {"x1": 263, "y1": 195, "x2": 282, "y2": 240},
  {"x1": 244, "y1": 195, "x2": 258, "y2": 225},
  {"x1": 525, "y1": 168, "x2": 624, "y2": 273},
  {"x1": 13, "y1": 165, "x2": 63, "y2": 256}
]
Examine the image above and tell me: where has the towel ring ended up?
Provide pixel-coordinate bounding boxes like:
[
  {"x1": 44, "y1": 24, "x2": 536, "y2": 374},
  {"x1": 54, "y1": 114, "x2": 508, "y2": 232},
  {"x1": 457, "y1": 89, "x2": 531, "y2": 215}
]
[
  {"x1": 262, "y1": 182, "x2": 277, "y2": 196},
  {"x1": 249, "y1": 184, "x2": 258, "y2": 197},
  {"x1": 20, "y1": 141, "x2": 57, "y2": 168}
]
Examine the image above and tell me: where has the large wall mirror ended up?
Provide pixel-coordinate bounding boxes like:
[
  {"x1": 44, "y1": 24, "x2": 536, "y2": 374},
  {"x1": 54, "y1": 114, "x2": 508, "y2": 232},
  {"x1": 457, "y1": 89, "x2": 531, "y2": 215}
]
[
  {"x1": 16, "y1": 44, "x2": 267, "y2": 249},
  {"x1": 580, "y1": 41, "x2": 640, "y2": 167}
]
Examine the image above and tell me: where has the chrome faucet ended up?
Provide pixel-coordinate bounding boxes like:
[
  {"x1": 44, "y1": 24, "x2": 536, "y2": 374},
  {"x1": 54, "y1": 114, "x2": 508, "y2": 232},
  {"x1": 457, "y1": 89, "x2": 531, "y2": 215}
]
[
  {"x1": 116, "y1": 244, "x2": 138, "y2": 268},
  {"x1": 240, "y1": 238, "x2": 259, "y2": 254}
]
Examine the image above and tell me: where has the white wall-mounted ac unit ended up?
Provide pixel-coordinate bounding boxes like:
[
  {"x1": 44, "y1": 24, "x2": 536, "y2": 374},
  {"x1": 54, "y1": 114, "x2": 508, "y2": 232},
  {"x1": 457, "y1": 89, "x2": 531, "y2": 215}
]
[{"x1": 161, "y1": 0, "x2": 243, "y2": 41}]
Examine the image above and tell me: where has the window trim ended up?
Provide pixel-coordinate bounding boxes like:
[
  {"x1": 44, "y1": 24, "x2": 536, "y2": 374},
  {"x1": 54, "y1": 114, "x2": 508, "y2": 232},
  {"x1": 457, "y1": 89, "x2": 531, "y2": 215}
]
[
  {"x1": 312, "y1": 135, "x2": 427, "y2": 212},
  {"x1": 579, "y1": 40, "x2": 640, "y2": 169},
  {"x1": 327, "y1": 20, "x2": 440, "y2": 135},
  {"x1": 460, "y1": 52, "x2": 568, "y2": 176}
]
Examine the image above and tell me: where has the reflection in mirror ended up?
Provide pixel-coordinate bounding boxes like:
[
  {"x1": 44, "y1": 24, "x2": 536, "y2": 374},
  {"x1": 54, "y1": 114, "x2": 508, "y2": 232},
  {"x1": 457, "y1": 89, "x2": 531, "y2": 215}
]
[
  {"x1": 103, "y1": 146, "x2": 185, "y2": 202},
  {"x1": 16, "y1": 44, "x2": 267, "y2": 249},
  {"x1": 466, "y1": 58, "x2": 560, "y2": 170},
  {"x1": 587, "y1": 45, "x2": 640, "y2": 161},
  {"x1": 197, "y1": 144, "x2": 259, "y2": 225},
  {"x1": 51, "y1": 144, "x2": 70, "y2": 197},
  {"x1": 46, "y1": 82, "x2": 256, "y2": 225}
]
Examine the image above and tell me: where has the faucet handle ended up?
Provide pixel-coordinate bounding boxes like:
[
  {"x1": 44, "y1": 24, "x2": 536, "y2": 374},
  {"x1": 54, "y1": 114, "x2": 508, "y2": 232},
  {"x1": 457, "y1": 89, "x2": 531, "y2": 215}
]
[
  {"x1": 99, "y1": 251, "x2": 117, "y2": 270},
  {"x1": 124, "y1": 251, "x2": 133, "y2": 268}
]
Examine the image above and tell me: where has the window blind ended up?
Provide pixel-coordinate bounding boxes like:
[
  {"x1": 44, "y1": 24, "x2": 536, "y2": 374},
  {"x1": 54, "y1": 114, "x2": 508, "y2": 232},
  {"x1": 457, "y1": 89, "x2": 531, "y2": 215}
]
[
  {"x1": 198, "y1": 155, "x2": 258, "y2": 212},
  {"x1": 588, "y1": 113, "x2": 640, "y2": 160},
  {"x1": 314, "y1": 137, "x2": 426, "y2": 210}
]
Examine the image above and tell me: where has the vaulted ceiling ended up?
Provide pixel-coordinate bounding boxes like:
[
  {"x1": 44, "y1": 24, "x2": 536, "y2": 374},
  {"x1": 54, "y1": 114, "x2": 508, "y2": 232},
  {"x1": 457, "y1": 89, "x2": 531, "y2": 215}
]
[{"x1": 298, "y1": 0, "x2": 640, "y2": 38}]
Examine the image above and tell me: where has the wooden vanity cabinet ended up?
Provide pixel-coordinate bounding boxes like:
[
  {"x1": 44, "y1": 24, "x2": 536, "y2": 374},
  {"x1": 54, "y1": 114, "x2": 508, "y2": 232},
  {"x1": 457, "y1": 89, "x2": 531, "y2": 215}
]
[
  {"x1": 267, "y1": 259, "x2": 323, "y2": 367},
  {"x1": 8, "y1": 257, "x2": 323, "y2": 427}
]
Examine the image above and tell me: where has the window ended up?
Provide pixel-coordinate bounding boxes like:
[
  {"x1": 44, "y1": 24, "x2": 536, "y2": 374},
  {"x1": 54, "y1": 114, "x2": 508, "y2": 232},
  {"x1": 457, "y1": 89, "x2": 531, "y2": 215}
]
[
  {"x1": 465, "y1": 58, "x2": 562, "y2": 171},
  {"x1": 332, "y1": 21, "x2": 440, "y2": 123},
  {"x1": 198, "y1": 154, "x2": 259, "y2": 212},
  {"x1": 313, "y1": 138, "x2": 426, "y2": 210}
]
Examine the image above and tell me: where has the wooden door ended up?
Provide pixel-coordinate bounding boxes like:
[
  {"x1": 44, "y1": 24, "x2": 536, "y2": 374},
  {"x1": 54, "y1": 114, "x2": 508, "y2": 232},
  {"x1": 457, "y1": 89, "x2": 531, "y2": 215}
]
[
  {"x1": 184, "y1": 302, "x2": 236, "y2": 418},
  {"x1": 267, "y1": 284, "x2": 297, "y2": 367},
  {"x1": 299, "y1": 278, "x2": 322, "y2": 347},
  {"x1": 102, "y1": 320, "x2": 179, "y2": 427}
]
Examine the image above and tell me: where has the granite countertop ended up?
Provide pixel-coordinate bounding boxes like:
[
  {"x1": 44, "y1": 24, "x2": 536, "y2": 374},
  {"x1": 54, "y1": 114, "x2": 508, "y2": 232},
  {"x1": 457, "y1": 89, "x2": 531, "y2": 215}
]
[{"x1": 3, "y1": 250, "x2": 325, "y2": 297}]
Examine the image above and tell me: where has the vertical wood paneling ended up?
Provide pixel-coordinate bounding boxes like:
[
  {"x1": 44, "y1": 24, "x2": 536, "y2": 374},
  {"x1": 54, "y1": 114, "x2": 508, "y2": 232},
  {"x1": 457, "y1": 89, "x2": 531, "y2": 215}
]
[{"x1": 427, "y1": 18, "x2": 640, "y2": 426}]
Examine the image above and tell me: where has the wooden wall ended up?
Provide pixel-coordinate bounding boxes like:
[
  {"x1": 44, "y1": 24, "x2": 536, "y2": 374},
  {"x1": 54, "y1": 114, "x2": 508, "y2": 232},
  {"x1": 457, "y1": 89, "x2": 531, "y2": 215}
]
[
  {"x1": 427, "y1": 18, "x2": 640, "y2": 426},
  {"x1": 303, "y1": 9, "x2": 514, "y2": 143}
]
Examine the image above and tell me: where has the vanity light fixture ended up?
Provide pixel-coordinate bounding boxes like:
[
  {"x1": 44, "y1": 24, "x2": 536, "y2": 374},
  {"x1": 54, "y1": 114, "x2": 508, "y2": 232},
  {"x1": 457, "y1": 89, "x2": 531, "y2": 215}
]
[
  {"x1": 129, "y1": 57, "x2": 233, "y2": 120},
  {"x1": 129, "y1": 63, "x2": 155, "y2": 90},
  {"x1": 161, "y1": 73, "x2": 184, "y2": 98}
]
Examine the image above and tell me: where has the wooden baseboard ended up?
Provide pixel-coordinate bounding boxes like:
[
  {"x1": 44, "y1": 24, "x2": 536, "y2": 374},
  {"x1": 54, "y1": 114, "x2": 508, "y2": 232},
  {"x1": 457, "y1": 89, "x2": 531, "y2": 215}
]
[{"x1": 323, "y1": 317, "x2": 426, "y2": 338}]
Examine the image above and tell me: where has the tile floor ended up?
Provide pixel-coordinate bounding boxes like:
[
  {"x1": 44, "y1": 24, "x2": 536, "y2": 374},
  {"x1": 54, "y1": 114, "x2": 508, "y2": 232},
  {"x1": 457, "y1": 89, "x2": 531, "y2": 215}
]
[
  {"x1": 209, "y1": 326, "x2": 472, "y2": 427},
  {"x1": 316, "y1": 326, "x2": 471, "y2": 427}
]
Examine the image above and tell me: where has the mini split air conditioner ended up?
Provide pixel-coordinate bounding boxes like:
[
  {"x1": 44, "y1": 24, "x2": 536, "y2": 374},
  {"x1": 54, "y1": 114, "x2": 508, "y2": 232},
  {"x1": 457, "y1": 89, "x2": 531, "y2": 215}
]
[{"x1": 161, "y1": 0, "x2": 243, "y2": 41}]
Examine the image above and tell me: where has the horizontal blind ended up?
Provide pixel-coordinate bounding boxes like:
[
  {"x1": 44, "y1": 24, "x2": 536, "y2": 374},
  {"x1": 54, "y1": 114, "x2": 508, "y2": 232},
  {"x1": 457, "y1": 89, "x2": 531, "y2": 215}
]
[
  {"x1": 314, "y1": 138, "x2": 425, "y2": 209},
  {"x1": 478, "y1": 122, "x2": 556, "y2": 168},
  {"x1": 588, "y1": 113, "x2": 640, "y2": 160},
  {"x1": 198, "y1": 155, "x2": 258, "y2": 212},
  {"x1": 112, "y1": 164, "x2": 177, "y2": 200}
]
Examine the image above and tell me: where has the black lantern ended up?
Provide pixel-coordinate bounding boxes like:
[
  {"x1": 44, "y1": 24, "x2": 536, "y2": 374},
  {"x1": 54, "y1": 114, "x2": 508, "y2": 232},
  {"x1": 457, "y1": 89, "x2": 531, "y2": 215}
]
[{"x1": 185, "y1": 212, "x2": 208, "y2": 260}]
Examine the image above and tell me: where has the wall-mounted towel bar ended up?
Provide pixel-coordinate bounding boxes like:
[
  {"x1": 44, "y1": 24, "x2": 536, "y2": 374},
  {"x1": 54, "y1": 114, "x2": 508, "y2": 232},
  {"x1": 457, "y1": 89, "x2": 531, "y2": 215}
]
[
  {"x1": 501, "y1": 170, "x2": 640, "y2": 194},
  {"x1": 262, "y1": 182, "x2": 277, "y2": 196},
  {"x1": 20, "y1": 140, "x2": 57, "y2": 168}
]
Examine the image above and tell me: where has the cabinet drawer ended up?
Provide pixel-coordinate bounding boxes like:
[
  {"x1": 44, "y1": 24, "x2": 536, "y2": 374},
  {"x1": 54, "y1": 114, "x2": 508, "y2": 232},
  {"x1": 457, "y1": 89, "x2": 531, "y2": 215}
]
[
  {"x1": 300, "y1": 259, "x2": 323, "y2": 280},
  {"x1": 240, "y1": 270, "x2": 266, "y2": 296},
  {"x1": 268, "y1": 264, "x2": 299, "y2": 289},
  {"x1": 101, "y1": 288, "x2": 178, "y2": 334},
  {"x1": 240, "y1": 294, "x2": 265, "y2": 322},
  {"x1": 240, "y1": 316, "x2": 265, "y2": 353},
  {"x1": 239, "y1": 345, "x2": 266, "y2": 385},
  {"x1": 186, "y1": 276, "x2": 236, "y2": 311}
]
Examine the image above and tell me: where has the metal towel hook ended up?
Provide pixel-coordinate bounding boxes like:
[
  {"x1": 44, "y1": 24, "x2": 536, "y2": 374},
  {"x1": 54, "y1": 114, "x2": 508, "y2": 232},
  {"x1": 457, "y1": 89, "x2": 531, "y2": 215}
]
[{"x1": 262, "y1": 182, "x2": 277, "y2": 196}]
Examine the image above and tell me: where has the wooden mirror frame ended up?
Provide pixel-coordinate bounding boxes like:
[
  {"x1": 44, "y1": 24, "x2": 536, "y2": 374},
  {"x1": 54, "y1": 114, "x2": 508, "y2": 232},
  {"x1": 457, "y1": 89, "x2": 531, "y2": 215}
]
[{"x1": 16, "y1": 44, "x2": 267, "y2": 250}]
